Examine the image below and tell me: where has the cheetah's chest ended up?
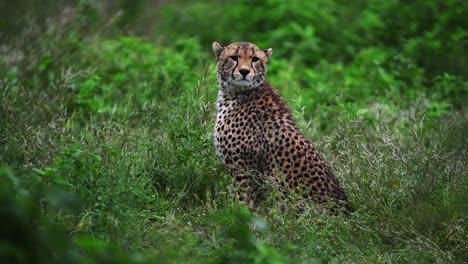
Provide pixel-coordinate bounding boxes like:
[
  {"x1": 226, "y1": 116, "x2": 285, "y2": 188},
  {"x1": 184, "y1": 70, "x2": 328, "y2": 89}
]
[{"x1": 214, "y1": 99, "x2": 266, "y2": 169}]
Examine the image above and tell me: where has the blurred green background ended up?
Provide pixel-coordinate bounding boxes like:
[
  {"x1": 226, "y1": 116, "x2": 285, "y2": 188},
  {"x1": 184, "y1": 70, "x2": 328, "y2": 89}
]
[{"x1": 1, "y1": 0, "x2": 467, "y2": 263}]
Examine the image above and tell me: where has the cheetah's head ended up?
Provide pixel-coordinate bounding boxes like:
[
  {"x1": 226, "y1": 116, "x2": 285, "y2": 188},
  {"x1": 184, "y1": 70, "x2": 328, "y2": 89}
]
[{"x1": 212, "y1": 41, "x2": 272, "y2": 93}]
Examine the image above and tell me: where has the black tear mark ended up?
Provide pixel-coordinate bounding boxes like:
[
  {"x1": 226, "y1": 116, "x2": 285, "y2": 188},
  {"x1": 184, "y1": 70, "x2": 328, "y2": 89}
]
[
  {"x1": 231, "y1": 60, "x2": 238, "y2": 81},
  {"x1": 250, "y1": 47, "x2": 257, "y2": 75}
]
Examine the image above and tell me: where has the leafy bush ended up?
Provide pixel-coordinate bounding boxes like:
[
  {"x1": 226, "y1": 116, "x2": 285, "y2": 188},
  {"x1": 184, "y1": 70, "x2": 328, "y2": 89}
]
[{"x1": 0, "y1": 166, "x2": 155, "y2": 264}]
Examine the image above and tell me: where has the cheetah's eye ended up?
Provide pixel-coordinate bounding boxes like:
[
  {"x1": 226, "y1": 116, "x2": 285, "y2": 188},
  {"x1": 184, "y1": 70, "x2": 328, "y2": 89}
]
[
  {"x1": 230, "y1": 56, "x2": 238, "y2": 61},
  {"x1": 252, "y1": 56, "x2": 259, "y2": 62}
]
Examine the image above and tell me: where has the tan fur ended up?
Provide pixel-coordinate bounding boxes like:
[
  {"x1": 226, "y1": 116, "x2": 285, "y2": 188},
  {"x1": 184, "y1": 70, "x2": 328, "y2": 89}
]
[{"x1": 213, "y1": 41, "x2": 352, "y2": 215}]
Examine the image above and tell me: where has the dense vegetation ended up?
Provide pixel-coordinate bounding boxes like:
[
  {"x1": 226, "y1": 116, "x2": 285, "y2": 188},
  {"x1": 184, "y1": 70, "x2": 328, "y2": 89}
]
[{"x1": 1, "y1": 0, "x2": 467, "y2": 263}]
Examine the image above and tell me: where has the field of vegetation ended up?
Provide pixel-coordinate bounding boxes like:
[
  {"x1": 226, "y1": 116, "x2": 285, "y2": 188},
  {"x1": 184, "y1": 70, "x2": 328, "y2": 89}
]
[{"x1": 1, "y1": 0, "x2": 467, "y2": 263}]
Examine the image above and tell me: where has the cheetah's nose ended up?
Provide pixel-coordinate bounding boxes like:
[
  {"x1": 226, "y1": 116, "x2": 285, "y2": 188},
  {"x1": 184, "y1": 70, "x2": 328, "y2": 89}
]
[{"x1": 239, "y1": 68, "x2": 250, "y2": 77}]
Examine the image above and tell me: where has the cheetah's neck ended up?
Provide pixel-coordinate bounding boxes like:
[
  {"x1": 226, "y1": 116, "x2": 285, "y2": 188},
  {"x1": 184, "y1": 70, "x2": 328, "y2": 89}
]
[{"x1": 216, "y1": 81, "x2": 268, "y2": 102}]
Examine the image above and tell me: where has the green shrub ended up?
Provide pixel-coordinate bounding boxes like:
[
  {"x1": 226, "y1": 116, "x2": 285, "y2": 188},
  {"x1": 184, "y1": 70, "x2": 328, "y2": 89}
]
[{"x1": 0, "y1": 166, "x2": 156, "y2": 264}]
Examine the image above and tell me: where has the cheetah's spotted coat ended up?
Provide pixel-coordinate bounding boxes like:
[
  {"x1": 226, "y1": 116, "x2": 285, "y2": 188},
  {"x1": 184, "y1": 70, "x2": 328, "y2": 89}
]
[{"x1": 212, "y1": 41, "x2": 352, "y2": 215}]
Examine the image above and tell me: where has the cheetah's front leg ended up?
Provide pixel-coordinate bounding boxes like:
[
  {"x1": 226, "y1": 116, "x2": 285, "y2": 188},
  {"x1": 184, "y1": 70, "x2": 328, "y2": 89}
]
[{"x1": 231, "y1": 170, "x2": 267, "y2": 208}]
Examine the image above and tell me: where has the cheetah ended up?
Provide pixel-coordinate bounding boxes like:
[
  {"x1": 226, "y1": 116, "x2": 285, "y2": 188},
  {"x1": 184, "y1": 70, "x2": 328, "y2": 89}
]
[{"x1": 212, "y1": 41, "x2": 353, "y2": 215}]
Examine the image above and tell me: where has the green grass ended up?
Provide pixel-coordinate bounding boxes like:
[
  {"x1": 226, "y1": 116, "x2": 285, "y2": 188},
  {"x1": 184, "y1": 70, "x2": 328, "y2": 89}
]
[{"x1": 1, "y1": 1, "x2": 467, "y2": 263}]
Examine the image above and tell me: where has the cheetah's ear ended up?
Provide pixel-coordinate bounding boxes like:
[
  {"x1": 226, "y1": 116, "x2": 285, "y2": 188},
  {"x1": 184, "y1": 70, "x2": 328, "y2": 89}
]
[
  {"x1": 263, "y1": 48, "x2": 273, "y2": 57},
  {"x1": 212, "y1": 42, "x2": 224, "y2": 60}
]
